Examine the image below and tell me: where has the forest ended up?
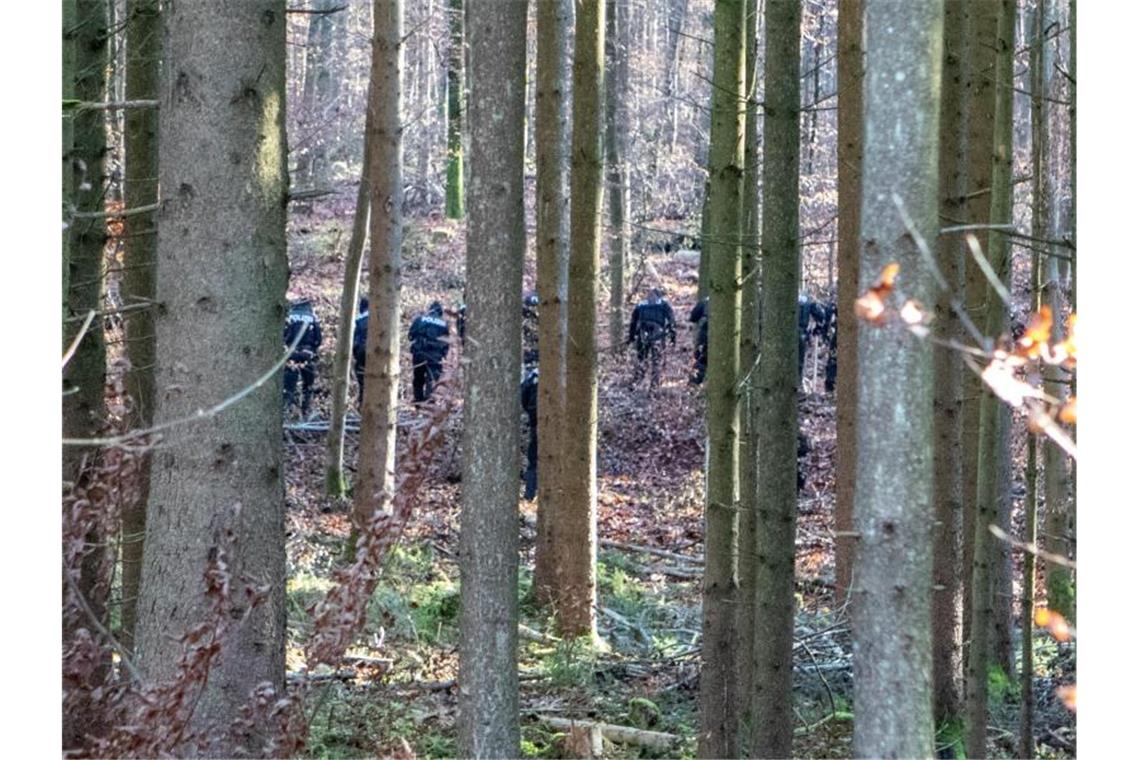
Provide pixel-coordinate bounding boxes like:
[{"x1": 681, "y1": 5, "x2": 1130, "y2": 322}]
[{"x1": 59, "y1": 0, "x2": 1081, "y2": 757}]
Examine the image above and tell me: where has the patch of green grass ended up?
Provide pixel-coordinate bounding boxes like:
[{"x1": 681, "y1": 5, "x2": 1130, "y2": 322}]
[
  {"x1": 542, "y1": 635, "x2": 599, "y2": 690},
  {"x1": 935, "y1": 716, "x2": 966, "y2": 760},
  {"x1": 304, "y1": 687, "x2": 454, "y2": 759},
  {"x1": 988, "y1": 663, "x2": 1017, "y2": 706}
]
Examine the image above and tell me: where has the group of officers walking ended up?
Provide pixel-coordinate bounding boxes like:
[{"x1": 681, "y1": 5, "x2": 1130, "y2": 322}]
[{"x1": 283, "y1": 283, "x2": 837, "y2": 499}]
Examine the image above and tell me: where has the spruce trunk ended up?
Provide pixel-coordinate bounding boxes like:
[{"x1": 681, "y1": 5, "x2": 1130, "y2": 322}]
[
  {"x1": 458, "y1": 1, "x2": 527, "y2": 755},
  {"x1": 851, "y1": 1, "x2": 942, "y2": 756},
  {"x1": 353, "y1": 0, "x2": 404, "y2": 532},
  {"x1": 558, "y1": 0, "x2": 605, "y2": 639},
  {"x1": 751, "y1": 0, "x2": 801, "y2": 756},
  {"x1": 134, "y1": 2, "x2": 289, "y2": 751}
]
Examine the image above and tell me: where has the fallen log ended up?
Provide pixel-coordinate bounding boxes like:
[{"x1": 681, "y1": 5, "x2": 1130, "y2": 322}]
[
  {"x1": 599, "y1": 538, "x2": 704, "y2": 565},
  {"x1": 538, "y1": 716, "x2": 680, "y2": 752}
]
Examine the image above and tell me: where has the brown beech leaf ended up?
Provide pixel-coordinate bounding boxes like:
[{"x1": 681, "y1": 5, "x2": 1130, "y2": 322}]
[
  {"x1": 1058, "y1": 396, "x2": 1076, "y2": 424},
  {"x1": 854, "y1": 262, "x2": 901, "y2": 326},
  {"x1": 1056, "y1": 684, "x2": 1077, "y2": 712}
]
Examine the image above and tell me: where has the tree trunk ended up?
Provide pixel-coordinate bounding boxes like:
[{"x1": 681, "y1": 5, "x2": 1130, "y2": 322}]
[
  {"x1": 1042, "y1": 5, "x2": 1073, "y2": 617},
  {"x1": 699, "y1": 0, "x2": 745, "y2": 755},
  {"x1": 458, "y1": 2, "x2": 527, "y2": 755},
  {"x1": 134, "y1": 2, "x2": 288, "y2": 752},
  {"x1": 931, "y1": 0, "x2": 967, "y2": 725},
  {"x1": 966, "y1": 3, "x2": 1015, "y2": 756},
  {"x1": 119, "y1": 0, "x2": 160, "y2": 656},
  {"x1": 1021, "y1": 12, "x2": 1046, "y2": 741},
  {"x1": 605, "y1": 0, "x2": 630, "y2": 355},
  {"x1": 736, "y1": 0, "x2": 761, "y2": 747},
  {"x1": 296, "y1": 0, "x2": 340, "y2": 187},
  {"x1": 532, "y1": 0, "x2": 572, "y2": 608},
  {"x1": 851, "y1": 1, "x2": 941, "y2": 757},
  {"x1": 558, "y1": 0, "x2": 605, "y2": 639},
  {"x1": 833, "y1": 0, "x2": 862, "y2": 608},
  {"x1": 63, "y1": 0, "x2": 109, "y2": 489},
  {"x1": 960, "y1": 0, "x2": 998, "y2": 665},
  {"x1": 62, "y1": 0, "x2": 75, "y2": 321},
  {"x1": 751, "y1": 0, "x2": 800, "y2": 756},
  {"x1": 664, "y1": 0, "x2": 690, "y2": 151},
  {"x1": 446, "y1": 0, "x2": 465, "y2": 218},
  {"x1": 353, "y1": 0, "x2": 404, "y2": 537},
  {"x1": 326, "y1": 130, "x2": 373, "y2": 498}
]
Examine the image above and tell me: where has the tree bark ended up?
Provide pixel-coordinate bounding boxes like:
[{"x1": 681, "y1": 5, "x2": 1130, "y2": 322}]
[
  {"x1": 557, "y1": 0, "x2": 605, "y2": 639},
  {"x1": 446, "y1": 0, "x2": 466, "y2": 218},
  {"x1": 699, "y1": 0, "x2": 745, "y2": 755},
  {"x1": 932, "y1": 0, "x2": 967, "y2": 725},
  {"x1": 458, "y1": 2, "x2": 527, "y2": 755},
  {"x1": 325, "y1": 124, "x2": 372, "y2": 498},
  {"x1": 960, "y1": 0, "x2": 999, "y2": 664},
  {"x1": 120, "y1": 0, "x2": 160, "y2": 656},
  {"x1": 134, "y1": 2, "x2": 289, "y2": 752},
  {"x1": 532, "y1": 0, "x2": 572, "y2": 608},
  {"x1": 833, "y1": 0, "x2": 862, "y2": 608},
  {"x1": 64, "y1": 0, "x2": 109, "y2": 489},
  {"x1": 605, "y1": 0, "x2": 630, "y2": 355},
  {"x1": 966, "y1": 3, "x2": 1015, "y2": 756},
  {"x1": 353, "y1": 0, "x2": 404, "y2": 535},
  {"x1": 751, "y1": 0, "x2": 800, "y2": 756},
  {"x1": 851, "y1": 1, "x2": 942, "y2": 757},
  {"x1": 736, "y1": 0, "x2": 761, "y2": 746}
]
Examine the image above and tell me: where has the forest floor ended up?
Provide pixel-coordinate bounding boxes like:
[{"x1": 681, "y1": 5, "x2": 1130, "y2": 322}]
[{"x1": 279, "y1": 195, "x2": 1074, "y2": 759}]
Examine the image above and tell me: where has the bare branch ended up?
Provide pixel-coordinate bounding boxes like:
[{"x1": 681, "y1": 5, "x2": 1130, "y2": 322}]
[
  {"x1": 72, "y1": 202, "x2": 160, "y2": 221},
  {"x1": 62, "y1": 311, "x2": 98, "y2": 369}
]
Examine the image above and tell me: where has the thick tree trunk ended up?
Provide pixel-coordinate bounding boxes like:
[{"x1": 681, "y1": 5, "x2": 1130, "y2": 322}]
[
  {"x1": 736, "y1": 0, "x2": 761, "y2": 747},
  {"x1": 353, "y1": 0, "x2": 404, "y2": 534},
  {"x1": 960, "y1": 0, "x2": 998, "y2": 663},
  {"x1": 532, "y1": 0, "x2": 572, "y2": 608},
  {"x1": 557, "y1": 0, "x2": 605, "y2": 639},
  {"x1": 134, "y1": 2, "x2": 289, "y2": 752},
  {"x1": 326, "y1": 132, "x2": 372, "y2": 498},
  {"x1": 751, "y1": 0, "x2": 800, "y2": 756},
  {"x1": 62, "y1": 0, "x2": 75, "y2": 320},
  {"x1": 699, "y1": 0, "x2": 745, "y2": 755},
  {"x1": 664, "y1": 0, "x2": 689, "y2": 151},
  {"x1": 458, "y1": 2, "x2": 527, "y2": 755},
  {"x1": 446, "y1": 0, "x2": 465, "y2": 218},
  {"x1": 120, "y1": 0, "x2": 160, "y2": 656},
  {"x1": 851, "y1": 2, "x2": 942, "y2": 757},
  {"x1": 296, "y1": 0, "x2": 340, "y2": 187},
  {"x1": 605, "y1": 0, "x2": 630, "y2": 355},
  {"x1": 966, "y1": 3, "x2": 1015, "y2": 756},
  {"x1": 932, "y1": 0, "x2": 967, "y2": 725},
  {"x1": 833, "y1": 0, "x2": 862, "y2": 606}
]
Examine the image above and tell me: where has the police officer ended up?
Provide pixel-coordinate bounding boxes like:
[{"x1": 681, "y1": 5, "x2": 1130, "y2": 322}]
[
  {"x1": 688, "y1": 297, "x2": 708, "y2": 385},
  {"x1": 817, "y1": 298, "x2": 838, "y2": 393},
  {"x1": 352, "y1": 297, "x2": 369, "y2": 407},
  {"x1": 797, "y1": 293, "x2": 828, "y2": 385},
  {"x1": 628, "y1": 287, "x2": 676, "y2": 388},
  {"x1": 283, "y1": 298, "x2": 323, "y2": 417},
  {"x1": 520, "y1": 361, "x2": 539, "y2": 500},
  {"x1": 408, "y1": 300, "x2": 451, "y2": 403},
  {"x1": 522, "y1": 293, "x2": 539, "y2": 358}
]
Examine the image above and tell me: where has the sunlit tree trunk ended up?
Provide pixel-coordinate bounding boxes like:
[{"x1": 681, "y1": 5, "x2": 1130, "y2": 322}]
[
  {"x1": 852, "y1": 1, "x2": 941, "y2": 757},
  {"x1": 736, "y1": 0, "x2": 761, "y2": 747},
  {"x1": 751, "y1": 0, "x2": 800, "y2": 756},
  {"x1": 353, "y1": 0, "x2": 404, "y2": 535},
  {"x1": 458, "y1": 1, "x2": 527, "y2": 755},
  {"x1": 558, "y1": 0, "x2": 605, "y2": 638},
  {"x1": 532, "y1": 0, "x2": 572, "y2": 607},
  {"x1": 134, "y1": 3, "x2": 288, "y2": 752},
  {"x1": 605, "y1": 0, "x2": 630, "y2": 354},
  {"x1": 699, "y1": 0, "x2": 745, "y2": 755}
]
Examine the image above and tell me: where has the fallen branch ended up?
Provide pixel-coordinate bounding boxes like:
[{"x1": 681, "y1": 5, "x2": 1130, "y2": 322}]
[
  {"x1": 600, "y1": 538, "x2": 704, "y2": 565},
  {"x1": 519, "y1": 624, "x2": 560, "y2": 645},
  {"x1": 623, "y1": 560, "x2": 702, "y2": 580},
  {"x1": 537, "y1": 717, "x2": 680, "y2": 751}
]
